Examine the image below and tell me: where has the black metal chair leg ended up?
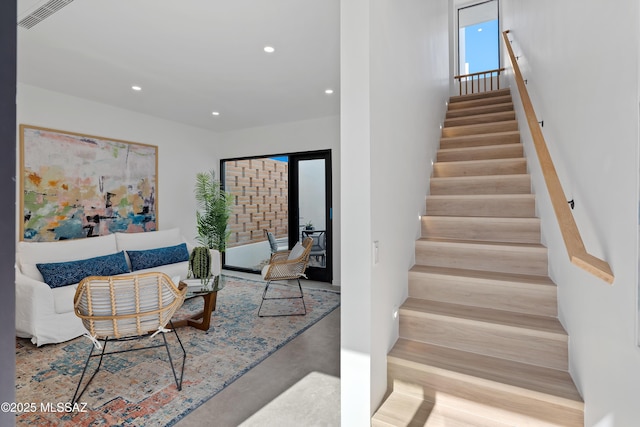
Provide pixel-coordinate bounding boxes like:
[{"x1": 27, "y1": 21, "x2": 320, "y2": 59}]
[
  {"x1": 164, "y1": 322, "x2": 186, "y2": 391},
  {"x1": 258, "y1": 279, "x2": 306, "y2": 317},
  {"x1": 71, "y1": 337, "x2": 108, "y2": 404}
]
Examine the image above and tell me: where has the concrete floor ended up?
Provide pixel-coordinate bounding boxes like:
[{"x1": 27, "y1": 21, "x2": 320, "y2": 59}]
[{"x1": 175, "y1": 271, "x2": 341, "y2": 427}]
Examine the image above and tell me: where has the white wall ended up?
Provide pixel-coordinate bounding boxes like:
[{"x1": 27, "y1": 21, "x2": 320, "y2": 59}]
[
  {"x1": 216, "y1": 115, "x2": 341, "y2": 284},
  {"x1": 502, "y1": 1, "x2": 640, "y2": 425},
  {"x1": 16, "y1": 84, "x2": 220, "y2": 245},
  {"x1": 341, "y1": 0, "x2": 449, "y2": 424},
  {"x1": 299, "y1": 159, "x2": 327, "y2": 230}
]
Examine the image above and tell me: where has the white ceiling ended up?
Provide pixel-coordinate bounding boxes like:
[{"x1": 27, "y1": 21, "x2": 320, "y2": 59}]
[{"x1": 17, "y1": 0, "x2": 340, "y2": 132}]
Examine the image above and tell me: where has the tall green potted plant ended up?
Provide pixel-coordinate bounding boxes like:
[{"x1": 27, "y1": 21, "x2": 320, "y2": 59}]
[{"x1": 189, "y1": 170, "x2": 234, "y2": 287}]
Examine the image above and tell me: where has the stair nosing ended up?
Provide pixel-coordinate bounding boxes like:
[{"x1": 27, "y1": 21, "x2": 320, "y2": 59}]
[
  {"x1": 417, "y1": 236, "x2": 546, "y2": 250},
  {"x1": 430, "y1": 173, "x2": 530, "y2": 182},
  {"x1": 438, "y1": 143, "x2": 522, "y2": 154},
  {"x1": 409, "y1": 264, "x2": 556, "y2": 288},
  {"x1": 427, "y1": 193, "x2": 534, "y2": 199},
  {"x1": 433, "y1": 157, "x2": 525, "y2": 167},
  {"x1": 422, "y1": 215, "x2": 539, "y2": 223}
]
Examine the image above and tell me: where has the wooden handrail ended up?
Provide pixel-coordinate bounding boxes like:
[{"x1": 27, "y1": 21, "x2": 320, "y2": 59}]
[
  {"x1": 502, "y1": 30, "x2": 614, "y2": 284},
  {"x1": 454, "y1": 68, "x2": 505, "y2": 95}
]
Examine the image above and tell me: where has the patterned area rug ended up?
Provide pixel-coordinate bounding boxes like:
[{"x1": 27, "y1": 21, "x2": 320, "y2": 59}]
[{"x1": 15, "y1": 276, "x2": 340, "y2": 426}]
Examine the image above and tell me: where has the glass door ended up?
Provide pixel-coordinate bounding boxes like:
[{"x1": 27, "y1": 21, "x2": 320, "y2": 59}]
[
  {"x1": 221, "y1": 150, "x2": 332, "y2": 283},
  {"x1": 289, "y1": 151, "x2": 332, "y2": 283}
]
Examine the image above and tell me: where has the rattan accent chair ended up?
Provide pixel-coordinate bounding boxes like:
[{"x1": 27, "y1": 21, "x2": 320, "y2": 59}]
[
  {"x1": 71, "y1": 272, "x2": 187, "y2": 404},
  {"x1": 258, "y1": 237, "x2": 313, "y2": 317}
]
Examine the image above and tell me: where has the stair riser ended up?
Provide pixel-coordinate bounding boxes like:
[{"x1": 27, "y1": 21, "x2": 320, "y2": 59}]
[
  {"x1": 399, "y1": 313, "x2": 567, "y2": 370},
  {"x1": 444, "y1": 111, "x2": 516, "y2": 128},
  {"x1": 422, "y1": 217, "x2": 540, "y2": 244},
  {"x1": 442, "y1": 121, "x2": 518, "y2": 138},
  {"x1": 387, "y1": 363, "x2": 583, "y2": 426},
  {"x1": 446, "y1": 103, "x2": 514, "y2": 119},
  {"x1": 415, "y1": 241, "x2": 548, "y2": 276},
  {"x1": 408, "y1": 272, "x2": 557, "y2": 316},
  {"x1": 440, "y1": 132, "x2": 520, "y2": 150},
  {"x1": 430, "y1": 175, "x2": 531, "y2": 195},
  {"x1": 448, "y1": 95, "x2": 513, "y2": 111},
  {"x1": 426, "y1": 196, "x2": 535, "y2": 217},
  {"x1": 437, "y1": 144, "x2": 524, "y2": 162},
  {"x1": 433, "y1": 158, "x2": 527, "y2": 178}
]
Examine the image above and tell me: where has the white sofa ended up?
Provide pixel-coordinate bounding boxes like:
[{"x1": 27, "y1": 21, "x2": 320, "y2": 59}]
[{"x1": 16, "y1": 228, "x2": 221, "y2": 346}]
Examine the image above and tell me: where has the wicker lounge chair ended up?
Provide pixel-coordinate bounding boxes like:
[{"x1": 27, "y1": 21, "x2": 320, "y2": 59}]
[
  {"x1": 71, "y1": 272, "x2": 187, "y2": 404},
  {"x1": 258, "y1": 237, "x2": 313, "y2": 317}
]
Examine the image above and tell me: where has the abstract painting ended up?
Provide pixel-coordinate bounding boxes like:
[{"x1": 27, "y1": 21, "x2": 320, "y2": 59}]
[{"x1": 20, "y1": 125, "x2": 158, "y2": 241}]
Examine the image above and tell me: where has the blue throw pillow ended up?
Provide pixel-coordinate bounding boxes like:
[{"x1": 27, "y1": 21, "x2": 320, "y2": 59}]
[
  {"x1": 37, "y1": 251, "x2": 130, "y2": 289},
  {"x1": 127, "y1": 243, "x2": 190, "y2": 271}
]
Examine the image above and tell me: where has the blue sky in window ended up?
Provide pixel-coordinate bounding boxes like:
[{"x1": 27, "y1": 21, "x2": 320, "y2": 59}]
[{"x1": 464, "y1": 19, "x2": 499, "y2": 73}]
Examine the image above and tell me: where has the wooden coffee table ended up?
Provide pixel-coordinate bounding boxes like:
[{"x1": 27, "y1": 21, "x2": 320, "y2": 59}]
[{"x1": 173, "y1": 276, "x2": 225, "y2": 331}]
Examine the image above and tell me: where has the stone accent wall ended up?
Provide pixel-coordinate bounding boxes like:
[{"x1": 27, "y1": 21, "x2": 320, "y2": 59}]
[{"x1": 225, "y1": 158, "x2": 288, "y2": 248}]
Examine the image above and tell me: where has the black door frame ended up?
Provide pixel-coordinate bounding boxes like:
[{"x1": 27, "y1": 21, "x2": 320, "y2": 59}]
[
  {"x1": 288, "y1": 150, "x2": 332, "y2": 283},
  {"x1": 220, "y1": 149, "x2": 332, "y2": 283}
]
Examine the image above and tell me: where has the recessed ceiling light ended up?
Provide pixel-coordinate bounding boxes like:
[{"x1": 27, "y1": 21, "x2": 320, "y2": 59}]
[
  {"x1": 325, "y1": 89, "x2": 334, "y2": 95},
  {"x1": 211, "y1": 111, "x2": 220, "y2": 116},
  {"x1": 264, "y1": 46, "x2": 275, "y2": 53},
  {"x1": 131, "y1": 85, "x2": 142, "y2": 91},
  {"x1": 478, "y1": 28, "x2": 483, "y2": 32}
]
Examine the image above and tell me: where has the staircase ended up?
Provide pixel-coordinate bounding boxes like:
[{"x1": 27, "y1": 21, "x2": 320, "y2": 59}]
[{"x1": 372, "y1": 88, "x2": 584, "y2": 426}]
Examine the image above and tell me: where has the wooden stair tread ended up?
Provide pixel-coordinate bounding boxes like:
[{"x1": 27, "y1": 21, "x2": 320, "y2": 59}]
[
  {"x1": 434, "y1": 157, "x2": 525, "y2": 168},
  {"x1": 440, "y1": 130, "x2": 520, "y2": 143},
  {"x1": 389, "y1": 339, "x2": 583, "y2": 406},
  {"x1": 433, "y1": 157, "x2": 527, "y2": 177},
  {"x1": 442, "y1": 119, "x2": 518, "y2": 134},
  {"x1": 444, "y1": 111, "x2": 516, "y2": 128},
  {"x1": 427, "y1": 193, "x2": 534, "y2": 201},
  {"x1": 401, "y1": 297, "x2": 566, "y2": 337},
  {"x1": 431, "y1": 173, "x2": 529, "y2": 182},
  {"x1": 430, "y1": 174, "x2": 531, "y2": 195},
  {"x1": 445, "y1": 102, "x2": 514, "y2": 119},
  {"x1": 437, "y1": 143, "x2": 523, "y2": 160},
  {"x1": 423, "y1": 215, "x2": 539, "y2": 224},
  {"x1": 410, "y1": 264, "x2": 556, "y2": 288},
  {"x1": 449, "y1": 88, "x2": 511, "y2": 103},
  {"x1": 422, "y1": 215, "x2": 540, "y2": 244},
  {"x1": 426, "y1": 194, "x2": 536, "y2": 218},
  {"x1": 373, "y1": 392, "x2": 509, "y2": 427},
  {"x1": 447, "y1": 95, "x2": 513, "y2": 110}
]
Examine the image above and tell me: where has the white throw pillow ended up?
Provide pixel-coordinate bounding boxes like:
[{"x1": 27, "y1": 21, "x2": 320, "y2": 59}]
[{"x1": 287, "y1": 241, "x2": 305, "y2": 260}]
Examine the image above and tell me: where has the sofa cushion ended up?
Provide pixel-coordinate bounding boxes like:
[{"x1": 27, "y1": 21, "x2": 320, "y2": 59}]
[
  {"x1": 18, "y1": 234, "x2": 119, "y2": 282},
  {"x1": 127, "y1": 243, "x2": 190, "y2": 271},
  {"x1": 37, "y1": 251, "x2": 130, "y2": 288}
]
